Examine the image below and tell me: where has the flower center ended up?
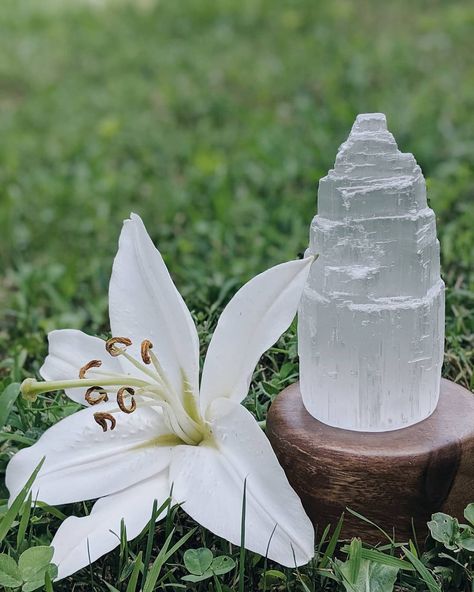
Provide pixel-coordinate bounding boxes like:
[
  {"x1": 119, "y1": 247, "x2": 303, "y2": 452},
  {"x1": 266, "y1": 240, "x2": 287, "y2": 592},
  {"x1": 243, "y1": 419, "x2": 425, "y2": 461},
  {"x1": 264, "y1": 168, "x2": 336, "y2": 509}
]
[{"x1": 20, "y1": 337, "x2": 204, "y2": 446}]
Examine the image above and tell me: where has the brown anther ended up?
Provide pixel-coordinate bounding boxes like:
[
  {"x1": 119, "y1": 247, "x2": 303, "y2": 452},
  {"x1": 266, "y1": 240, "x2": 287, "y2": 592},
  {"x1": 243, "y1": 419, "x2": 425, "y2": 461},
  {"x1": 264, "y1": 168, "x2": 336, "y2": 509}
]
[
  {"x1": 79, "y1": 359, "x2": 102, "y2": 379},
  {"x1": 93, "y1": 412, "x2": 116, "y2": 432},
  {"x1": 85, "y1": 386, "x2": 109, "y2": 405},
  {"x1": 117, "y1": 386, "x2": 137, "y2": 414},
  {"x1": 106, "y1": 337, "x2": 132, "y2": 357},
  {"x1": 141, "y1": 339, "x2": 153, "y2": 364}
]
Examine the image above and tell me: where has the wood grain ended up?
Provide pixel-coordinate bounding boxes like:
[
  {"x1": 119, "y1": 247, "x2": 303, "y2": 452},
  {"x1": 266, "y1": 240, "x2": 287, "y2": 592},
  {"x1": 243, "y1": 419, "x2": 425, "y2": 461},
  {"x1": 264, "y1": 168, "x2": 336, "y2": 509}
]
[{"x1": 267, "y1": 378, "x2": 474, "y2": 543}]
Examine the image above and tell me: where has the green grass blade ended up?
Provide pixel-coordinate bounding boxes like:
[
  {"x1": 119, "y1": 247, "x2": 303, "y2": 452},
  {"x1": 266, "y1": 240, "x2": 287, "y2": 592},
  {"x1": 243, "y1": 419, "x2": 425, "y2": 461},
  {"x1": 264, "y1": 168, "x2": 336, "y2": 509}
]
[
  {"x1": 316, "y1": 523, "x2": 331, "y2": 555},
  {"x1": 164, "y1": 485, "x2": 175, "y2": 538},
  {"x1": 87, "y1": 539, "x2": 95, "y2": 589},
  {"x1": 348, "y1": 538, "x2": 362, "y2": 583},
  {"x1": 125, "y1": 551, "x2": 143, "y2": 592},
  {"x1": 340, "y1": 545, "x2": 415, "y2": 571},
  {"x1": 314, "y1": 568, "x2": 340, "y2": 582},
  {"x1": 0, "y1": 457, "x2": 44, "y2": 543},
  {"x1": 143, "y1": 527, "x2": 196, "y2": 592},
  {"x1": 162, "y1": 527, "x2": 196, "y2": 562},
  {"x1": 118, "y1": 518, "x2": 128, "y2": 578},
  {"x1": 346, "y1": 507, "x2": 395, "y2": 545},
  {"x1": 0, "y1": 433, "x2": 36, "y2": 445},
  {"x1": 141, "y1": 496, "x2": 171, "y2": 586},
  {"x1": 295, "y1": 571, "x2": 312, "y2": 592},
  {"x1": 141, "y1": 498, "x2": 158, "y2": 586},
  {"x1": 143, "y1": 528, "x2": 175, "y2": 592},
  {"x1": 262, "y1": 523, "x2": 278, "y2": 592},
  {"x1": 0, "y1": 383, "x2": 20, "y2": 427},
  {"x1": 34, "y1": 502, "x2": 67, "y2": 521},
  {"x1": 320, "y1": 513, "x2": 344, "y2": 569},
  {"x1": 16, "y1": 491, "x2": 32, "y2": 549},
  {"x1": 213, "y1": 574, "x2": 223, "y2": 592},
  {"x1": 402, "y1": 547, "x2": 441, "y2": 592}
]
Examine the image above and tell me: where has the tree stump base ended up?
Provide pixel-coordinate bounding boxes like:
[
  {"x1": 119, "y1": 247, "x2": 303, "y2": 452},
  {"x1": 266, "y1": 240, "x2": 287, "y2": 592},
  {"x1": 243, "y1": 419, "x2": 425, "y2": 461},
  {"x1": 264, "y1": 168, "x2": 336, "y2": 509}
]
[{"x1": 266, "y1": 378, "x2": 474, "y2": 544}]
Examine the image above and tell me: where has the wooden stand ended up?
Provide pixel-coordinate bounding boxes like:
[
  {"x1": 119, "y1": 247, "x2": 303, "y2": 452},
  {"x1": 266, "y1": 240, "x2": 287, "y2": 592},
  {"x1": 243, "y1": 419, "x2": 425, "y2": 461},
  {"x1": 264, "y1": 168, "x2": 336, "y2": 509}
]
[{"x1": 267, "y1": 378, "x2": 474, "y2": 543}]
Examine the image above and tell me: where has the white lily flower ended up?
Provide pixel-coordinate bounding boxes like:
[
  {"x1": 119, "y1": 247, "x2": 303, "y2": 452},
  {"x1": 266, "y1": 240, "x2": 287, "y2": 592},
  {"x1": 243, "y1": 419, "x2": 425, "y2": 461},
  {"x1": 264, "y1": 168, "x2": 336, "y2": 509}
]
[{"x1": 6, "y1": 213, "x2": 315, "y2": 579}]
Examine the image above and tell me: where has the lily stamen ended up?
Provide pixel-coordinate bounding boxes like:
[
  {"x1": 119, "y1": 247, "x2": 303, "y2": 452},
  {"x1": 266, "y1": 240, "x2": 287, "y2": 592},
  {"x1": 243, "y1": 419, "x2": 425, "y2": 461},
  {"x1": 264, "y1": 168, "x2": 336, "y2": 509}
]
[
  {"x1": 105, "y1": 336, "x2": 162, "y2": 383},
  {"x1": 79, "y1": 359, "x2": 102, "y2": 379},
  {"x1": 116, "y1": 386, "x2": 137, "y2": 414},
  {"x1": 141, "y1": 339, "x2": 153, "y2": 364},
  {"x1": 85, "y1": 386, "x2": 109, "y2": 405},
  {"x1": 106, "y1": 337, "x2": 132, "y2": 357},
  {"x1": 93, "y1": 412, "x2": 116, "y2": 432}
]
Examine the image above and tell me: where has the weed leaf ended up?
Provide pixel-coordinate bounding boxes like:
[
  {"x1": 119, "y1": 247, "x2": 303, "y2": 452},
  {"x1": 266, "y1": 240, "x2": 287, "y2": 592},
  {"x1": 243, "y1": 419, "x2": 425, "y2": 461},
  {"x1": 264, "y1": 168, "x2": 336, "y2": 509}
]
[
  {"x1": 0, "y1": 553, "x2": 23, "y2": 587},
  {"x1": 184, "y1": 547, "x2": 213, "y2": 575}
]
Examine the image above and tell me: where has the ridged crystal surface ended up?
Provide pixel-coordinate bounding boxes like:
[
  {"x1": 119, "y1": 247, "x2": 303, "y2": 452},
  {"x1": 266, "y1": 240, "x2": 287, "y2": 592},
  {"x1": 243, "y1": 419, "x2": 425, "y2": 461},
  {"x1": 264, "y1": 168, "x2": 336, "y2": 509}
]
[{"x1": 298, "y1": 113, "x2": 445, "y2": 432}]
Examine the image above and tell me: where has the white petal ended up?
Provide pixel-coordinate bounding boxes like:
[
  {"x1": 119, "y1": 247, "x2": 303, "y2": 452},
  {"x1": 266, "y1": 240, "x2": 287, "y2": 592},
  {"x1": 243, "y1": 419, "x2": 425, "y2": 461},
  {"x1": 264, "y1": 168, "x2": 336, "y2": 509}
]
[
  {"x1": 40, "y1": 329, "x2": 123, "y2": 405},
  {"x1": 200, "y1": 257, "x2": 314, "y2": 411},
  {"x1": 6, "y1": 403, "x2": 174, "y2": 505},
  {"x1": 170, "y1": 399, "x2": 314, "y2": 567},
  {"x1": 52, "y1": 472, "x2": 170, "y2": 580},
  {"x1": 109, "y1": 213, "x2": 200, "y2": 402}
]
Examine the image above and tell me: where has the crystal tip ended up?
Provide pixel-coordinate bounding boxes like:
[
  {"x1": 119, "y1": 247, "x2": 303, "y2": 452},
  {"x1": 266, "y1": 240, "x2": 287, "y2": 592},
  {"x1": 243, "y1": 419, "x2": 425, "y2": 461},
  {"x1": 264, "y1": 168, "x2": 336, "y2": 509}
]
[{"x1": 351, "y1": 113, "x2": 387, "y2": 134}]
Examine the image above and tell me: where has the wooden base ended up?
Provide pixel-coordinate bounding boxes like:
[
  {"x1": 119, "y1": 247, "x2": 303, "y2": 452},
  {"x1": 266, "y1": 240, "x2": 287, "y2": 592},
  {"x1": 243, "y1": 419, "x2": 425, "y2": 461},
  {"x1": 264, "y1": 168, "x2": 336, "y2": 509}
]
[{"x1": 267, "y1": 378, "x2": 474, "y2": 544}]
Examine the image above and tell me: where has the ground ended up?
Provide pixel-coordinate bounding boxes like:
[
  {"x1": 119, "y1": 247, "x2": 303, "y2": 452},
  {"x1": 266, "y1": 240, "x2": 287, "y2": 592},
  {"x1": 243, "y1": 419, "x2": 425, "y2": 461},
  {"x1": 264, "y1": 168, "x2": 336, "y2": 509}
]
[{"x1": 0, "y1": 0, "x2": 473, "y2": 590}]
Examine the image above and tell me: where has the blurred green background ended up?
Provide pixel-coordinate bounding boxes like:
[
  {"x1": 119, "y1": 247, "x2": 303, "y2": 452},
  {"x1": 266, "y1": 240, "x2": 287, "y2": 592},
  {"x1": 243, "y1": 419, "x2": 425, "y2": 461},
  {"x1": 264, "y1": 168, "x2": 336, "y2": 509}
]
[{"x1": 0, "y1": 0, "x2": 473, "y2": 387}]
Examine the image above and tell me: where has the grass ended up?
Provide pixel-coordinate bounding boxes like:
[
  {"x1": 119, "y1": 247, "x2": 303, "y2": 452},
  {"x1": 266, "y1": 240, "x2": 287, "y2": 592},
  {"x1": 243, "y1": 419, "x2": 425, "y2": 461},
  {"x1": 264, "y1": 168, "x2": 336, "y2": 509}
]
[{"x1": 0, "y1": 0, "x2": 473, "y2": 589}]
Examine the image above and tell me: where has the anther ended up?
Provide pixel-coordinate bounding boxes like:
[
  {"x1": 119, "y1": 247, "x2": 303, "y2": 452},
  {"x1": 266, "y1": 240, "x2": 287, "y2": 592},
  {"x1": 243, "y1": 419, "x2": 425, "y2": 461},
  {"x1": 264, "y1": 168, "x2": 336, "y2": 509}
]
[
  {"x1": 117, "y1": 386, "x2": 137, "y2": 414},
  {"x1": 85, "y1": 386, "x2": 109, "y2": 405},
  {"x1": 94, "y1": 412, "x2": 117, "y2": 432},
  {"x1": 79, "y1": 359, "x2": 102, "y2": 379},
  {"x1": 106, "y1": 337, "x2": 132, "y2": 357},
  {"x1": 141, "y1": 339, "x2": 153, "y2": 365}
]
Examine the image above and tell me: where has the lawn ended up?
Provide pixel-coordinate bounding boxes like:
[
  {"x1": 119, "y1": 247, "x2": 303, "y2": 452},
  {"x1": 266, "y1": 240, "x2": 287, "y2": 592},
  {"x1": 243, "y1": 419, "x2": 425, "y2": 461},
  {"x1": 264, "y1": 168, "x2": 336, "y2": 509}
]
[{"x1": 0, "y1": 0, "x2": 473, "y2": 590}]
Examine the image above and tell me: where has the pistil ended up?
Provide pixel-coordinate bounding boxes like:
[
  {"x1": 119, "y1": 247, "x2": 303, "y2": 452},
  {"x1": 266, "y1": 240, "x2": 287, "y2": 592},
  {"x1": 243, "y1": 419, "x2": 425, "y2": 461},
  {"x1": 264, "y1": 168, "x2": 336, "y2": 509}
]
[{"x1": 21, "y1": 376, "x2": 149, "y2": 398}]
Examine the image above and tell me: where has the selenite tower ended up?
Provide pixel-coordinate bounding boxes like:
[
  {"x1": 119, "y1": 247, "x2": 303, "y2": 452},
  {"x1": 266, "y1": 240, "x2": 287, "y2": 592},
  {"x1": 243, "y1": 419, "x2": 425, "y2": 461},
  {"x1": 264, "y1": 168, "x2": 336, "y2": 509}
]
[{"x1": 298, "y1": 113, "x2": 445, "y2": 432}]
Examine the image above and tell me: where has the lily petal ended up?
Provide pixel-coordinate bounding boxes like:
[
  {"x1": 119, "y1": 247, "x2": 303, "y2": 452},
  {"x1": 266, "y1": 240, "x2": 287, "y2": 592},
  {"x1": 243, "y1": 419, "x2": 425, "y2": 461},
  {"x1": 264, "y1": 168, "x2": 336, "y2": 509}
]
[
  {"x1": 6, "y1": 403, "x2": 175, "y2": 505},
  {"x1": 52, "y1": 472, "x2": 170, "y2": 580},
  {"x1": 40, "y1": 329, "x2": 124, "y2": 405},
  {"x1": 200, "y1": 257, "x2": 314, "y2": 411},
  {"x1": 109, "y1": 213, "x2": 200, "y2": 403},
  {"x1": 169, "y1": 398, "x2": 314, "y2": 567}
]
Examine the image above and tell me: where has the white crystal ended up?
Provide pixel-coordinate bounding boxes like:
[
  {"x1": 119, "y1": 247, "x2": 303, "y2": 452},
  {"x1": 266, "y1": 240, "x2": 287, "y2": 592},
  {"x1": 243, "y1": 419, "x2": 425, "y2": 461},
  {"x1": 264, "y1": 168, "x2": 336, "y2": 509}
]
[{"x1": 298, "y1": 113, "x2": 445, "y2": 432}]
